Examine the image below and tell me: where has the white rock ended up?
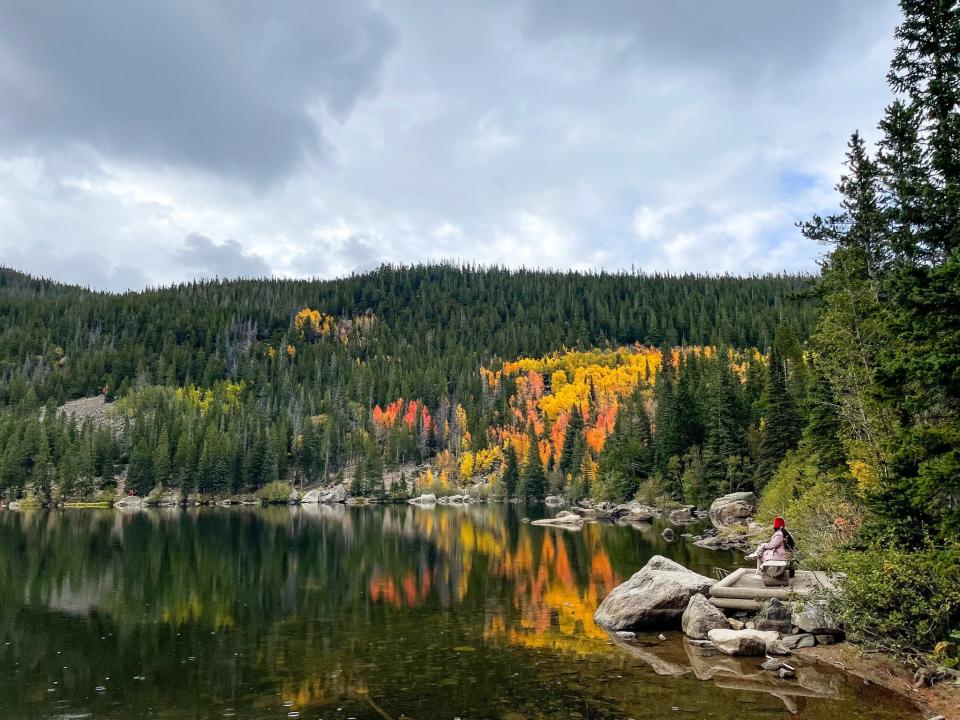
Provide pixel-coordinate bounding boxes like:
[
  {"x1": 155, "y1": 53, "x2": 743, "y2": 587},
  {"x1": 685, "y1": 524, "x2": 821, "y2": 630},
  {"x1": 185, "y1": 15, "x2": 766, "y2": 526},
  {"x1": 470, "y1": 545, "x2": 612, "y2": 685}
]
[
  {"x1": 681, "y1": 594, "x2": 730, "y2": 640},
  {"x1": 707, "y1": 628, "x2": 783, "y2": 656}
]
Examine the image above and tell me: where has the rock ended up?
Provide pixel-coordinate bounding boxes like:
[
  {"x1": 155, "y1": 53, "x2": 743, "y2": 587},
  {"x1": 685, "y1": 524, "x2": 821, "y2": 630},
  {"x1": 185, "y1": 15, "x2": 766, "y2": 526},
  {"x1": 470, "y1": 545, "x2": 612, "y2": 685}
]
[
  {"x1": 593, "y1": 555, "x2": 714, "y2": 631},
  {"x1": 755, "y1": 598, "x2": 794, "y2": 634},
  {"x1": 301, "y1": 485, "x2": 348, "y2": 504},
  {"x1": 407, "y1": 493, "x2": 437, "y2": 506},
  {"x1": 681, "y1": 593, "x2": 730, "y2": 639},
  {"x1": 113, "y1": 495, "x2": 147, "y2": 509},
  {"x1": 544, "y1": 495, "x2": 565, "y2": 506},
  {"x1": 287, "y1": 488, "x2": 301, "y2": 503},
  {"x1": 520, "y1": 517, "x2": 530, "y2": 523},
  {"x1": 615, "y1": 631, "x2": 636, "y2": 640},
  {"x1": 708, "y1": 492, "x2": 757, "y2": 528},
  {"x1": 815, "y1": 634, "x2": 838, "y2": 645},
  {"x1": 728, "y1": 618, "x2": 745, "y2": 631},
  {"x1": 620, "y1": 501, "x2": 658, "y2": 521},
  {"x1": 792, "y1": 602, "x2": 842, "y2": 635},
  {"x1": 707, "y1": 628, "x2": 784, "y2": 657},
  {"x1": 669, "y1": 506, "x2": 695, "y2": 524},
  {"x1": 745, "y1": 622, "x2": 756, "y2": 630},
  {"x1": 661, "y1": 528, "x2": 676, "y2": 541},
  {"x1": 781, "y1": 633, "x2": 815, "y2": 650},
  {"x1": 532, "y1": 510, "x2": 585, "y2": 528},
  {"x1": 778, "y1": 667, "x2": 797, "y2": 680},
  {"x1": 761, "y1": 658, "x2": 783, "y2": 672},
  {"x1": 658, "y1": 634, "x2": 667, "y2": 641}
]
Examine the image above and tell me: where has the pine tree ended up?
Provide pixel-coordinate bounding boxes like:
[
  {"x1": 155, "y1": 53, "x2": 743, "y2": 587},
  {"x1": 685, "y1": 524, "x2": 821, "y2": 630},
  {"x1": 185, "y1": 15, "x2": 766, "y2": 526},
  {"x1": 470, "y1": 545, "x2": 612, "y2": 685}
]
[
  {"x1": 754, "y1": 346, "x2": 801, "y2": 490},
  {"x1": 502, "y1": 444, "x2": 520, "y2": 498},
  {"x1": 558, "y1": 408, "x2": 585, "y2": 477},
  {"x1": 520, "y1": 429, "x2": 546, "y2": 501}
]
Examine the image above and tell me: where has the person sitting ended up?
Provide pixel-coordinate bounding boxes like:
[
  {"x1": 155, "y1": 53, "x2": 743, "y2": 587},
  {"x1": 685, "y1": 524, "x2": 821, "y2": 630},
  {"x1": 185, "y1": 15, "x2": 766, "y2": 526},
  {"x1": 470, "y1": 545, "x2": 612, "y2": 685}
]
[{"x1": 746, "y1": 516, "x2": 795, "y2": 578}]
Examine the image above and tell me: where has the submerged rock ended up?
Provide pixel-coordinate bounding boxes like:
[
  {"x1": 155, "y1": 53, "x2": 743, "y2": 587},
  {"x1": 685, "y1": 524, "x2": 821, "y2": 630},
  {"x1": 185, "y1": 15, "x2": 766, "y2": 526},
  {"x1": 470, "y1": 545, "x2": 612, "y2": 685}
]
[
  {"x1": 708, "y1": 492, "x2": 757, "y2": 528},
  {"x1": 594, "y1": 555, "x2": 714, "y2": 631},
  {"x1": 681, "y1": 594, "x2": 730, "y2": 640}
]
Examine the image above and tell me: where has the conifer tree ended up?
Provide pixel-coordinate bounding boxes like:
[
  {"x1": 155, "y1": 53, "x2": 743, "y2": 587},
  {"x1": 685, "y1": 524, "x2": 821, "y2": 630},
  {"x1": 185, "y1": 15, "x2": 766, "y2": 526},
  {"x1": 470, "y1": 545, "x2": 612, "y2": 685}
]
[{"x1": 520, "y1": 429, "x2": 546, "y2": 501}]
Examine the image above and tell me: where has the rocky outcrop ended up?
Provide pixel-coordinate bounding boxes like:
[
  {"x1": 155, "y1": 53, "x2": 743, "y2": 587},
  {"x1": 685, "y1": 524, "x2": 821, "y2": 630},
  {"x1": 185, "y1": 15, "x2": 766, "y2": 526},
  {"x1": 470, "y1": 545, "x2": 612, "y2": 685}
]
[
  {"x1": 707, "y1": 628, "x2": 789, "y2": 656},
  {"x1": 681, "y1": 593, "x2": 730, "y2": 639},
  {"x1": 301, "y1": 485, "x2": 348, "y2": 504},
  {"x1": 708, "y1": 492, "x2": 756, "y2": 528},
  {"x1": 594, "y1": 555, "x2": 714, "y2": 631},
  {"x1": 408, "y1": 493, "x2": 438, "y2": 506},
  {"x1": 531, "y1": 510, "x2": 585, "y2": 528}
]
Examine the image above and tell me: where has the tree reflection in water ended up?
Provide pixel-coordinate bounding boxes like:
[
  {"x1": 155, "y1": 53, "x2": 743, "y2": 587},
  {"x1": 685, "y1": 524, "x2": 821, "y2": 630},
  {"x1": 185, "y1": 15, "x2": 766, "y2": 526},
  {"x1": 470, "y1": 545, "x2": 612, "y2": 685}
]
[{"x1": 0, "y1": 506, "x2": 918, "y2": 719}]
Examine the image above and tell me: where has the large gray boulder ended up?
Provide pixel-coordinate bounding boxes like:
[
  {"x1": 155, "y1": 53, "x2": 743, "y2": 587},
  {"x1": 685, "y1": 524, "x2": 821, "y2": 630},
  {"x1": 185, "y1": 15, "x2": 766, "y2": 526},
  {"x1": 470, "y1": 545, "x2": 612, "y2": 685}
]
[
  {"x1": 407, "y1": 493, "x2": 437, "y2": 506},
  {"x1": 301, "y1": 485, "x2": 347, "y2": 504},
  {"x1": 792, "y1": 601, "x2": 842, "y2": 635},
  {"x1": 594, "y1": 556, "x2": 714, "y2": 631},
  {"x1": 707, "y1": 628, "x2": 789, "y2": 656},
  {"x1": 708, "y1": 492, "x2": 757, "y2": 527},
  {"x1": 681, "y1": 593, "x2": 730, "y2": 639},
  {"x1": 755, "y1": 598, "x2": 794, "y2": 634}
]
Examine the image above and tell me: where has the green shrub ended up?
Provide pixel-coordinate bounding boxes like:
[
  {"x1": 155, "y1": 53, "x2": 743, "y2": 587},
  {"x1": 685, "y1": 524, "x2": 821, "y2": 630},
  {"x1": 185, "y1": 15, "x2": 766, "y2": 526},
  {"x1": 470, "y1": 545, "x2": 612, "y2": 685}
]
[
  {"x1": 256, "y1": 481, "x2": 293, "y2": 504},
  {"x1": 758, "y1": 448, "x2": 863, "y2": 566},
  {"x1": 828, "y1": 544, "x2": 960, "y2": 662}
]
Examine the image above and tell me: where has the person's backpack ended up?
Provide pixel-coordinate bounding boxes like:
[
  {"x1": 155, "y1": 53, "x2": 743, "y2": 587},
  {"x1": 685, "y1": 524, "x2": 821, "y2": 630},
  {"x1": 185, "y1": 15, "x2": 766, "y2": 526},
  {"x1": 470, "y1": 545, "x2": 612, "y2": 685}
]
[{"x1": 781, "y1": 528, "x2": 796, "y2": 552}]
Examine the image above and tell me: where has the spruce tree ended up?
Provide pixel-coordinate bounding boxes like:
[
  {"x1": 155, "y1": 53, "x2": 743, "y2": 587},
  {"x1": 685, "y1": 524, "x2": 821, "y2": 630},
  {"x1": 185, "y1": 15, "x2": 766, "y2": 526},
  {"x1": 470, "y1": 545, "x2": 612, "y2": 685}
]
[
  {"x1": 502, "y1": 444, "x2": 520, "y2": 498},
  {"x1": 520, "y1": 429, "x2": 546, "y2": 501}
]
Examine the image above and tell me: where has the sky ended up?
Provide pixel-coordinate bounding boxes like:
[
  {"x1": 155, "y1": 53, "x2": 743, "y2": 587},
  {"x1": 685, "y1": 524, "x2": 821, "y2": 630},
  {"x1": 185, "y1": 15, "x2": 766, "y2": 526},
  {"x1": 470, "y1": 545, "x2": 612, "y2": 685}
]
[{"x1": 0, "y1": 0, "x2": 902, "y2": 291}]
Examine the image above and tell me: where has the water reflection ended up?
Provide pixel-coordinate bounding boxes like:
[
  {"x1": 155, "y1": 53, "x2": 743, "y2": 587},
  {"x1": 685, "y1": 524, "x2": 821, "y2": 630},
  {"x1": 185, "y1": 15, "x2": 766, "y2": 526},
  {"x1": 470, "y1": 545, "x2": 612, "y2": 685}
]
[{"x1": 0, "y1": 506, "x2": 918, "y2": 719}]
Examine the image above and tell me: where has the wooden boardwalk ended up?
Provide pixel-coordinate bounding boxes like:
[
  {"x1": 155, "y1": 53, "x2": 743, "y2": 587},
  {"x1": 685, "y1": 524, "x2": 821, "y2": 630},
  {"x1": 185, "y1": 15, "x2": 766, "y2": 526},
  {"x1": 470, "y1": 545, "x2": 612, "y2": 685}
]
[{"x1": 709, "y1": 567, "x2": 840, "y2": 610}]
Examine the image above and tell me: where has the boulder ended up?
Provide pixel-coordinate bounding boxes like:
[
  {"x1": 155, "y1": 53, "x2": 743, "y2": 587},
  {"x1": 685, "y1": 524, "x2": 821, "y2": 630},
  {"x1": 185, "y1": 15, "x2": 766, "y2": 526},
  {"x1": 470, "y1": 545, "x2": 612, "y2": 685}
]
[
  {"x1": 288, "y1": 488, "x2": 301, "y2": 503},
  {"x1": 544, "y1": 495, "x2": 565, "y2": 506},
  {"x1": 707, "y1": 628, "x2": 787, "y2": 656},
  {"x1": 114, "y1": 495, "x2": 147, "y2": 509},
  {"x1": 708, "y1": 492, "x2": 757, "y2": 528},
  {"x1": 301, "y1": 485, "x2": 347, "y2": 504},
  {"x1": 755, "y1": 598, "x2": 794, "y2": 635},
  {"x1": 661, "y1": 528, "x2": 676, "y2": 541},
  {"x1": 781, "y1": 633, "x2": 815, "y2": 650},
  {"x1": 532, "y1": 510, "x2": 585, "y2": 528},
  {"x1": 594, "y1": 555, "x2": 714, "y2": 631},
  {"x1": 408, "y1": 494, "x2": 437, "y2": 506},
  {"x1": 669, "y1": 506, "x2": 695, "y2": 524},
  {"x1": 681, "y1": 593, "x2": 730, "y2": 639},
  {"x1": 792, "y1": 602, "x2": 842, "y2": 635}
]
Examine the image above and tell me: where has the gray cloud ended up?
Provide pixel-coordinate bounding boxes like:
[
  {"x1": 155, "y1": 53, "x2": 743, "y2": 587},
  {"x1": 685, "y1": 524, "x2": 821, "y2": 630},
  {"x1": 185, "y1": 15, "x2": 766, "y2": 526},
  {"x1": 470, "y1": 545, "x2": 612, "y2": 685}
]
[
  {"x1": 0, "y1": 241, "x2": 149, "y2": 292},
  {"x1": 172, "y1": 234, "x2": 269, "y2": 279},
  {"x1": 0, "y1": 0, "x2": 903, "y2": 288},
  {"x1": 0, "y1": 1, "x2": 396, "y2": 184}
]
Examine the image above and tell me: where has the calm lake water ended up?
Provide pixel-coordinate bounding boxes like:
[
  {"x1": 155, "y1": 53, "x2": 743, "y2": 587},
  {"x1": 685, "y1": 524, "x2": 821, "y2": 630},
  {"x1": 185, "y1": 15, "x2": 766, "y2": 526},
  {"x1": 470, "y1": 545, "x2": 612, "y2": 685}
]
[{"x1": 0, "y1": 504, "x2": 919, "y2": 720}]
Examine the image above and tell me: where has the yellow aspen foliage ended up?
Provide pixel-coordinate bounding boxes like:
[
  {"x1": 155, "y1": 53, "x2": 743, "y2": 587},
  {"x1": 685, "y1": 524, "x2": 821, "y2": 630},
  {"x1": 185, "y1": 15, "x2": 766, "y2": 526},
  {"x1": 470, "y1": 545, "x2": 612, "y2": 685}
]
[
  {"x1": 459, "y1": 452, "x2": 475, "y2": 480},
  {"x1": 285, "y1": 343, "x2": 297, "y2": 358}
]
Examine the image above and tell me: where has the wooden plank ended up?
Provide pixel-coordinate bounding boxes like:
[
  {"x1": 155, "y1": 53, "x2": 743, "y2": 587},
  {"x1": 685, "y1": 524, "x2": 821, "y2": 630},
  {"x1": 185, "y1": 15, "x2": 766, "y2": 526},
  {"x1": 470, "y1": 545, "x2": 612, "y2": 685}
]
[
  {"x1": 711, "y1": 567, "x2": 749, "y2": 592},
  {"x1": 711, "y1": 585, "x2": 790, "y2": 600},
  {"x1": 709, "y1": 597, "x2": 764, "y2": 611}
]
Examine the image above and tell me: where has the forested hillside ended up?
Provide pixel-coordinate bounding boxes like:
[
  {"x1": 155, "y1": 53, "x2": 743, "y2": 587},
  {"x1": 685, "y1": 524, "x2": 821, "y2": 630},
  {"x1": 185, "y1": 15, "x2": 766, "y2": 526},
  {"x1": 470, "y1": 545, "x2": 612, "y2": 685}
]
[{"x1": 0, "y1": 265, "x2": 812, "y2": 501}]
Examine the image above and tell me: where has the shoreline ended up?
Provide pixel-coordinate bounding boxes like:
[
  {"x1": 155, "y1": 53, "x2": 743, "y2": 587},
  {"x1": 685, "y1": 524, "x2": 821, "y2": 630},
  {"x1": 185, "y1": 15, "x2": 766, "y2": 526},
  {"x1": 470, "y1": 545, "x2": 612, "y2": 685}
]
[{"x1": 795, "y1": 644, "x2": 959, "y2": 720}]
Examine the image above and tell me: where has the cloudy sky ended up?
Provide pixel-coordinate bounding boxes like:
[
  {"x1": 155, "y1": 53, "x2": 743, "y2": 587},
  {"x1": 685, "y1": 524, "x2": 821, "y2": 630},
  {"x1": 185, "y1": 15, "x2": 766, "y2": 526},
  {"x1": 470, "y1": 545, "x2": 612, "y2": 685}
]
[{"x1": 0, "y1": 0, "x2": 901, "y2": 290}]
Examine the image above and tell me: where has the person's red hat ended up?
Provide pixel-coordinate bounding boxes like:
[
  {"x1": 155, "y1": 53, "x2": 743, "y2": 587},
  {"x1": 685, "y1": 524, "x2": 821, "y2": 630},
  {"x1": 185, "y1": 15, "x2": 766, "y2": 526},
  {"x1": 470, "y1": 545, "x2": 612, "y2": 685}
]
[{"x1": 773, "y1": 516, "x2": 785, "y2": 529}]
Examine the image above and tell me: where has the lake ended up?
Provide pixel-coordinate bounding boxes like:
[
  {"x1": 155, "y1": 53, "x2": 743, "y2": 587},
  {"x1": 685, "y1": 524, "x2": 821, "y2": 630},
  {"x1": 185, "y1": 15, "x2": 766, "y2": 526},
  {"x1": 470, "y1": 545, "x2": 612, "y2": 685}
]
[{"x1": 0, "y1": 505, "x2": 919, "y2": 719}]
